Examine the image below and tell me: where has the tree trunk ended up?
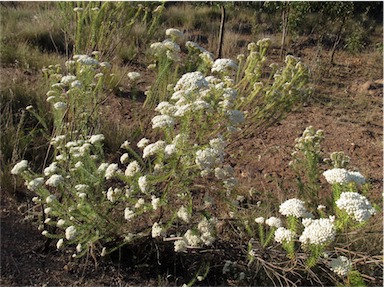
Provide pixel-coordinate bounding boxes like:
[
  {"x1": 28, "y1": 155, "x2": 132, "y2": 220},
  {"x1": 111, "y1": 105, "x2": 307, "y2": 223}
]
[
  {"x1": 216, "y1": 5, "x2": 226, "y2": 59},
  {"x1": 330, "y1": 16, "x2": 346, "y2": 64},
  {"x1": 280, "y1": 3, "x2": 290, "y2": 59}
]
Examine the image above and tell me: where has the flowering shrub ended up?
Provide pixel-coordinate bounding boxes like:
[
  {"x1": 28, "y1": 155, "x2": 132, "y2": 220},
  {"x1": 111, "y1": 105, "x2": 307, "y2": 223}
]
[
  {"x1": 12, "y1": 26, "x2": 379, "y2": 285},
  {"x1": 146, "y1": 30, "x2": 310, "y2": 139}
]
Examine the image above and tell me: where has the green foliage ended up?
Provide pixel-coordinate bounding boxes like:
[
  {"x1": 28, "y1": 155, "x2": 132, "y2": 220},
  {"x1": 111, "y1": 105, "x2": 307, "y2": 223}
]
[
  {"x1": 290, "y1": 126, "x2": 324, "y2": 205},
  {"x1": 348, "y1": 270, "x2": 366, "y2": 287},
  {"x1": 57, "y1": 2, "x2": 164, "y2": 58}
]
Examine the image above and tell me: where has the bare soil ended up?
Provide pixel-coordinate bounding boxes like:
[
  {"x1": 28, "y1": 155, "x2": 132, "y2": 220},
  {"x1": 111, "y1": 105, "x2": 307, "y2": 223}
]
[{"x1": 1, "y1": 38, "x2": 383, "y2": 285}]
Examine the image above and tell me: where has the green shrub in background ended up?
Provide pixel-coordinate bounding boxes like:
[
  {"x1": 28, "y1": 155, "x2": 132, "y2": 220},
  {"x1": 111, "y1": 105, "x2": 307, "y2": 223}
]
[{"x1": 57, "y1": 2, "x2": 164, "y2": 58}]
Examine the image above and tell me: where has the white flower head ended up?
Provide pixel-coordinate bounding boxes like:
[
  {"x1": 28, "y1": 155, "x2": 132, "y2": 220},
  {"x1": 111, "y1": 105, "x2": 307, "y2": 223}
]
[
  {"x1": 46, "y1": 96, "x2": 56, "y2": 103},
  {"x1": 174, "y1": 71, "x2": 208, "y2": 93},
  {"x1": 76, "y1": 55, "x2": 99, "y2": 65},
  {"x1": 174, "y1": 239, "x2": 188, "y2": 252},
  {"x1": 125, "y1": 160, "x2": 141, "y2": 177},
  {"x1": 151, "y1": 114, "x2": 175, "y2": 129},
  {"x1": 279, "y1": 198, "x2": 311, "y2": 218},
  {"x1": 142, "y1": 140, "x2": 166, "y2": 158},
  {"x1": 107, "y1": 187, "x2": 121, "y2": 202},
  {"x1": 57, "y1": 219, "x2": 66, "y2": 227},
  {"x1": 184, "y1": 229, "x2": 201, "y2": 247},
  {"x1": 256, "y1": 38, "x2": 271, "y2": 47},
  {"x1": 26, "y1": 177, "x2": 44, "y2": 191},
  {"x1": 299, "y1": 217, "x2": 336, "y2": 246},
  {"x1": 134, "y1": 198, "x2": 145, "y2": 209},
  {"x1": 165, "y1": 28, "x2": 184, "y2": 40},
  {"x1": 151, "y1": 196, "x2": 160, "y2": 210},
  {"x1": 105, "y1": 163, "x2": 120, "y2": 180},
  {"x1": 265, "y1": 217, "x2": 282, "y2": 228},
  {"x1": 11, "y1": 160, "x2": 29, "y2": 175},
  {"x1": 163, "y1": 39, "x2": 181, "y2": 52},
  {"x1": 44, "y1": 162, "x2": 58, "y2": 176},
  {"x1": 97, "y1": 162, "x2": 109, "y2": 173},
  {"x1": 127, "y1": 72, "x2": 141, "y2": 82},
  {"x1": 89, "y1": 134, "x2": 105, "y2": 145},
  {"x1": 211, "y1": 59, "x2": 238, "y2": 74},
  {"x1": 46, "y1": 195, "x2": 56, "y2": 204},
  {"x1": 177, "y1": 206, "x2": 190, "y2": 223},
  {"x1": 164, "y1": 144, "x2": 177, "y2": 158},
  {"x1": 61, "y1": 75, "x2": 76, "y2": 85},
  {"x1": 151, "y1": 222, "x2": 165, "y2": 238},
  {"x1": 56, "y1": 238, "x2": 64, "y2": 249},
  {"x1": 329, "y1": 256, "x2": 352, "y2": 277},
  {"x1": 45, "y1": 174, "x2": 64, "y2": 187},
  {"x1": 71, "y1": 80, "x2": 82, "y2": 88},
  {"x1": 155, "y1": 101, "x2": 177, "y2": 116},
  {"x1": 53, "y1": 102, "x2": 67, "y2": 111},
  {"x1": 137, "y1": 138, "x2": 150, "y2": 149},
  {"x1": 336, "y1": 192, "x2": 376, "y2": 223},
  {"x1": 120, "y1": 140, "x2": 131, "y2": 150},
  {"x1": 274, "y1": 227, "x2": 296, "y2": 243},
  {"x1": 124, "y1": 208, "x2": 135, "y2": 220},
  {"x1": 255, "y1": 217, "x2": 265, "y2": 224},
  {"x1": 120, "y1": 153, "x2": 129, "y2": 164},
  {"x1": 138, "y1": 175, "x2": 148, "y2": 193},
  {"x1": 322, "y1": 168, "x2": 365, "y2": 185},
  {"x1": 65, "y1": 225, "x2": 77, "y2": 240}
]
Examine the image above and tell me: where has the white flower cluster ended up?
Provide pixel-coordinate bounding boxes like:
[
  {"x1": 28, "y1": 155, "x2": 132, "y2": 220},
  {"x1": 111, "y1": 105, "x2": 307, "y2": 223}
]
[
  {"x1": 26, "y1": 177, "x2": 44, "y2": 191},
  {"x1": 106, "y1": 187, "x2": 122, "y2": 202},
  {"x1": 185, "y1": 41, "x2": 214, "y2": 62},
  {"x1": 335, "y1": 192, "x2": 376, "y2": 223},
  {"x1": 165, "y1": 28, "x2": 184, "y2": 40},
  {"x1": 323, "y1": 168, "x2": 366, "y2": 185},
  {"x1": 299, "y1": 217, "x2": 336, "y2": 246},
  {"x1": 174, "y1": 217, "x2": 217, "y2": 252},
  {"x1": 184, "y1": 229, "x2": 201, "y2": 247},
  {"x1": 151, "y1": 222, "x2": 165, "y2": 238},
  {"x1": 105, "y1": 163, "x2": 120, "y2": 180},
  {"x1": 150, "y1": 37, "x2": 181, "y2": 61},
  {"x1": 73, "y1": 54, "x2": 99, "y2": 66},
  {"x1": 125, "y1": 160, "x2": 141, "y2": 177},
  {"x1": 329, "y1": 256, "x2": 352, "y2": 277},
  {"x1": 11, "y1": 160, "x2": 28, "y2": 175},
  {"x1": 174, "y1": 71, "x2": 209, "y2": 93},
  {"x1": 265, "y1": 217, "x2": 282, "y2": 228},
  {"x1": 195, "y1": 138, "x2": 225, "y2": 176},
  {"x1": 197, "y1": 217, "x2": 216, "y2": 246},
  {"x1": 151, "y1": 114, "x2": 175, "y2": 129},
  {"x1": 211, "y1": 59, "x2": 238, "y2": 74},
  {"x1": 279, "y1": 198, "x2": 312, "y2": 218},
  {"x1": 46, "y1": 54, "x2": 110, "y2": 124},
  {"x1": 127, "y1": 71, "x2": 141, "y2": 82},
  {"x1": 274, "y1": 227, "x2": 296, "y2": 243},
  {"x1": 293, "y1": 126, "x2": 324, "y2": 153},
  {"x1": 46, "y1": 174, "x2": 64, "y2": 187},
  {"x1": 255, "y1": 217, "x2": 265, "y2": 224},
  {"x1": 142, "y1": 140, "x2": 166, "y2": 158},
  {"x1": 177, "y1": 206, "x2": 190, "y2": 223},
  {"x1": 65, "y1": 225, "x2": 77, "y2": 240}
]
